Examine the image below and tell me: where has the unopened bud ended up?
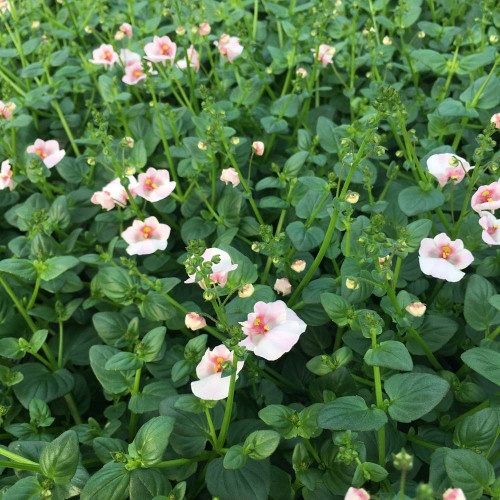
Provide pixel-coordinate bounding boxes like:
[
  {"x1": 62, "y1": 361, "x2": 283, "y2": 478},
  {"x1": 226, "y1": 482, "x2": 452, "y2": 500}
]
[
  {"x1": 346, "y1": 191, "x2": 359, "y2": 204},
  {"x1": 393, "y1": 448, "x2": 413, "y2": 470},
  {"x1": 198, "y1": 141, "x2": 207, "y2": 150},
  {"x1": 238, "y1": 284, "x2": 254, "y2": 298},
  {"x1": 406, "y1": 302, "x2": 426, "y2": 317},
  {"x1": 185, "y1": 312, "x2": 207, "y2": 330},
  {"x1": 291, "y1": 260, "x2": 306, "y2": 272},
  {"x1": 345, "y1": 278, "x2": 359, "y2": 290},
  {"x1": 176, "y1": 26, "x2": 186, "y2": 35}
]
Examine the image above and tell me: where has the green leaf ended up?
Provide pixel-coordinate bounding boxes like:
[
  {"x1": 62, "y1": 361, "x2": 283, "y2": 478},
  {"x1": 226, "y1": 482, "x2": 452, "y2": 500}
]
[
  {"x1": 461, "y1": 347, "x2": 500, "y2": 386},
  {"x1": 0, "y1": 338, "x2": 24, "y2": 359},
  {"x1": 364, "y1": 341, "x2": 413, "y2": 371},
  {"x1": 464, "y1": 275, "x2": 500, "y2": 331},
  {"x1": 92, "y1": 312, "x2": 131, "y2": 348},
  {"x1": 286, "y1": 221, "x2": 325, "y2": 252},
  {"x1": 40, "y1": 430, "x2": 79, "y2": 484},
  {"x1": 206, "y1": 458, "x2": 271, "y2": 500},
  {"x1": 140, "y1": 327, "x2": 166, "y2": 362},
  {"x1": 80, "y1": 462, "x2": 130, "y2": 500},
  {"x1": 243, "y1": 430, "x2": 280, "y2": 460},
  {"x1": 2, "y1": 476, "x2": 44, "y2": 500},
  {"x1": 89, "y1": 345, "x2": 134, "y2": 395},
  {"x1": 460, "y1": 75, "x2": 500, "y2": 110},
  {"x1": 457, "y1": 47, "x2": 496, "y2": 75},
  {"x1": 95, "y1": 267, "x2": 137, "y2": 306},
  {"x1": 454, "y1": 408, "x2": 499, "y2": 452},
  {"x1": 317, "y1": 396, "x2": 387, "y2": 431},
  {"x1": 130, "y1": 416, "x2": 175, "y2": 466},
  {"x1": 13, "y1": 364, "x2": 74, "y2": 409},
  {"x1": 412, "y1": 49, "x2": 448, "y2": 74},
  {"x1": 283, "y1": 151, "x2": 309, "y2": 176},
  {"x1": 258, "y1": 405, "x2": 298, "y2": 439},
  {"x1": 404, "y1": 219, "x2": 432, "y2": 252},
  {"x1": 129, "y1": 468, "x2": 171, "y2": 500},
  {"x1": 0, "y1": 259, "x2": 37, "y2": 280},
  {"x1": 385, "y1": 373, "x2": 450, "y2": 423},
  {"x1": 224, "y1": 445, "x2": 248, "y2": 470},
  {"x1": 320, "y1": 293, "x2": 353, "y2": 326},
  {"x1": 105, "y1": 352, "x2": 142, "y2": 371},
  {"x1": 29, "y1": 329, "x2": 48, "y2": 354},
  {"x1": 40, "y1": 256, "x2": 79, "y2": 281},
  {"x1": 444, "y1": 449, "x2": 494, "y2": 500},
  {"x1": 317, "y1": 116, "x2": 341, "y2": 153},
  {"x1": 398, "y1": 186, "x2": 444, "y2": 216}
]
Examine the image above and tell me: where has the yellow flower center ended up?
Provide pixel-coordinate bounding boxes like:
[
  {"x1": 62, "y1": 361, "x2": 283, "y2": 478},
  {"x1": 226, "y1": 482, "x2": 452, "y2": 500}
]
[
  {"x1": 35, "y1": 149, "x2": 47, "y2": 159},
  {"x1": 133, "y1": 70, "x2": 142, "y2": 77},
  {"x1": 161, "y1": 44, "x2": 170, "y2": 54},
  {"x1": 142, "y1": 226, "x2": 152, "y2": 238},
  {"x1": 104, "y1": 51, "x2": 112, "y2": 60},
  {"x1": 145, "y1": 178, "x2": 157, "y2": 189},
  {"x1": 441, "y1": 246, "x2": 451, "y2": 259},
  {"x1": 253, "y1": 318, "x2": 269, "y2": 331},
  {"x1": 482, "y1": 190, "x2": 493, "y2": 202},
  {"x1": 214, "y1": 356, "x2": 224, "y2": 372}
]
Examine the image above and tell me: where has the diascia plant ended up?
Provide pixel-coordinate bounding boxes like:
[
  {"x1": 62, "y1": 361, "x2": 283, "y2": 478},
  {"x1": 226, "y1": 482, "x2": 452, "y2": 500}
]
[{"x1": 0, "y1": 0, "x2": 500, "y2": 498}]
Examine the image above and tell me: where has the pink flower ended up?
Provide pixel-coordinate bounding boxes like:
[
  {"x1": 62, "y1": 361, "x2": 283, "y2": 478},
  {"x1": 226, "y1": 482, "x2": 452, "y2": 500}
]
[
  {"x1": 471, "y1": 180, "x2": 500, "y2": 213},
  {"x1": 479, "y1": 211, "x2": 500, "y2": 245},
  {"x1": 185, "y1": 313, "x2": 207, "y2": 331},
  {"x1": 27, "y1": 139, "x2": 65, "y2": 168},
  {"x1": 296, "y1": 68, "x2": 308, "y2": 78},
  {"x1": 90, "y1": 176, "x2": 137, "y2": 211},
  {"x1": 252, "y1": 141, "x2": 265, "y2": 156},
  {"x1": 185, "y1": 248, "x2": 238, "y2": 287},
  {"x1": 89, "y1": 44, "x2": 119, "y2": 69},
  {"x1": 214, "y1": 34, "x2": 243, "y2": 63},
  {"x1": 118, "y1": 49, "x2": 141, "y2": 67},
  {"x1": 135, "y1": 167, "x2": 176, "y2": 202},
  {"x1": 144, "y1": 35, "x2": 176, "y2": 64},
  {"x1": 418, "y1": 233, "x2": 474, "y2": 282},
  {"x1": 0, "y1": 160, "x2": 14, "y2": 191},
  {"x1": 291, "y1": 260, "x2": 306, "y2": 272},
  {"x1": 313, "y1": 44, "x2": 336, "y2": 67},
  {"x1": 274, "y1": 278, "x2": 292, "y2": 296},
  {"x1": 426, "y1": 153, "x2": 472, "y2": 187},
  {"x1": 239, "y1": 301, "x2": 307, "y2": 361},
  {"x1": 191, "y1": 345, "x2": 244, "y2": 400},
  {"x1": 0, "y1": 0, "x2": 10, "y2": 13},
  {"x1": 443, "y1": 489, "x2": 466, "y2": 500},
  {"x1": 0, "y1": 101, "x2": 15, "y2": 120},
  {"x1": 122, "y1": 62, "x2": 147, "y2": 85},
  {"x1": 490, "y1": 113, "x2": 500, "y2": 129},
  {"x1": 199, "y1": 22, "x2": 211, "y2": 36},
  {"x1": 345, "y1": 488, "x2": 370, "y2": 500},
  {"x1": 121, "y1": 216, "x2": 171, "y2": 255},
  {"x1": 177, "y1": 45, "x2": 200, "y2": 72},
  {"x1": 220, "y1": 168, "x2": 240, "y2": 187},
  {"x1": 120, "y1": 22, "x2": 133, "y2": 38}
]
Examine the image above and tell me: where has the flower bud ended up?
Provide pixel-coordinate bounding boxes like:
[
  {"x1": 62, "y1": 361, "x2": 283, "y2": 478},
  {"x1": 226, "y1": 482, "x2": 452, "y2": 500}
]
[
  {"x1": 382, "y1": 36, "x2": 392, "y2": 45},
  {"x1": 251, "y1": 243, "x2": 260, "y2": 252},
  {"x1": 176, "y1": 26, "x2": 186, "y2": 35},
  {"x1": 84, "y1": 25, "x2": 93, "y2": 34},
  {"x1": 185, "y1": 312, "x2": 207, "y2": 331},
  {"x1": 406, "y1": 302, "x2": 426, "y2": 317},
  {"x1": 238, "y1": 283, "x2": 254, "y2": 298},
  {"x1": 346, "y1": 191, "x2": 359, "y2": 204},
  {"x1": 345, "y1": 278, "x2": 359, "y2": 290},
  {"x1": 203, "y1": 290, "x2": 214, "y2": 301},
  {"x1": 197, "y1": 141, "x2": 207, "y2": 150},
  {"x1": 393, "y1": 448, "x2": 413, "y2": 470},
  {"x1": 114, "y1": 30, "x2": 125, "y2": 40},
  {"x1": 124, "y1": 166, "x2": 136, "y2": 176},
  {"x1": 296, "y1": 67, "x2": 308, "y2": 78},
  {"x1": 274, "y1": 278, "x2": 292, "y2": 296},
  {"x1": 252, "y1": 141, "x2": 265, "y2": 156},
  {"x1": 418, "y1": 30, "x2": 425, "y2": 38},
  {"x1": 31, "y1": 20, "x2": 40, "y2": 29},
  {"x1": 199, "y1": 22, "x2": 211, "y2": 36},
  {"x1": 291, "y1": 260, "x2": 306, "y2": 272},
  {"x1": 345, "y1": 487, "x2": 370, "y2": 500},
  {"x1": 231, "y1": 137, "x2": 240, "y2": 145},
  {"x1": 443, "y1": 489, "x2": 466, "y2": 500},
  {"x1": 490, "y1": 34, "x2": 499, "y2": 43}
]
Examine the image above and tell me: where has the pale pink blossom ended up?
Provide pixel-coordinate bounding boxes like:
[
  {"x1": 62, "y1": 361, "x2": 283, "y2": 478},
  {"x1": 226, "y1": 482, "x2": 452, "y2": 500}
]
[
  {"x1": 144, "y1": 35, "x2": 176, "y2": 64},
  {"x1": 291, "y1": 260, "x2": 306, "y2": 272},
  {"x1": 238, "y1": 284, "x2": 255, "y2": 298},
  {"x1": 490, "y1": 113, "x2": 500, "y2": 129},
  {"x1": 177, "y1": 45, "x2": 200, "y2": 72},
  {"x1": 252, "y1": 141, "x2": 265, "y2": 156},
  {"x1": 214, "y1": 34, "x2": 243, "y2": 63},
  {"x1": 239, "y1": 301, "x2": 307, "y2": 361},
  {"x1": 120, "y1": 22, "x2": 133, "y2": 38},
  {"x1": 122, "y1": 61, "x2": 157, "y2": 85},
  {"x1": 443, "y1": 489, "x2": 466, "y2": 500},
  {"x1": 313, "y1": 44, "x2": 336, "y2": 67},
  {"x1": 90, "y1": 176, "x2": 137, "y2": 211},
  {"x1": 274, "y1": 278, "x2": 292, "y2": 296},
  {"x1": 426, "y1": 153, "x2": 472, "y2": 187},
  {"x1": 296, "y1": 68, "x2": 308, "y2": 78},
  {"x1": 479, "y1": 211, "x2": 500, "y2": 245},
  {"x1": 89, "y1": 44, "x2": 119, "y2": 69},
  {"x1": 0, "y1": 160, "x2": 14, "y2": 191},
  {"x1": 406, "y1": 302, "x2": 426, "y2": 317},
  {"x1": 191, "y1": 344, "x2": 244, "y2": 400},
  {"x1": 220, "y1": 167, "x2": 240, "y2": 187},
  {"x1": 185, "y1": 248, "x2": 238, "y2": 287},
  {"x1": 121, "y1": 216, "x2": 171, "y2": 255},
  {"x1": 199, "y1": 22, "x2": 211, "y2": 36},
  {"x1": 0, "y1": 0, "x2": 10, "y2": 13},
  {"x1": 345, "y1": 488, "x2": 370, "y2": 500},
  {"x1": 471, "y1": 180, "x2": 500, "y2": 213},
  {"x1": 418, "y1": 233, "x2": 474, "y2": 282},
  {"x1": 135, "y1": 167, "x2": 176, "y2": 202},
  {"x1": 0, "y1": 101, "x2": 15, "y2": 120},
  {"x1": 118, "y1": 49, "x2": 141, "y2": 67},
  {"x1": 185, "y1": 313, "x2": 207, "y2": 331},
  {"x1": 27, "y1": 139, "x2": 65, "y2": 168}
]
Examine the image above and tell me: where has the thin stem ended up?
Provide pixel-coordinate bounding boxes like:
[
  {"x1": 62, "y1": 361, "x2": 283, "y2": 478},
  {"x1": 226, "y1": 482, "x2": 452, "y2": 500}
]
[
  {"x1": 0, "y1": 460, "x2": 41, "y2": 472},
  {"x1": 152, "y1": 451, "x2": 216, "y2": 468},
  {"x1": 58, "y1": 319, "x2": 64, "y2": 369},
  {"x1": 205, "y1": 408, "x2": 218, "y2": 446},
  {"x1": 371, "y1": 330, "x2": 385, "y2": 466},
  {"x1": 304, "y1": 439, "x2": 321, "y2": 464},
  {"x1": 0, "y1": 447, "x2": 39, "y2": 466},
  {"x1": 216, "y1": 354, "x2": 238, "y2": 450},
  {"x1": 27, "y1": 276, "x2": 41, "y2": 310},
  {"x1": 129, "y1": 366, "x2": 142, "y2": 440}
]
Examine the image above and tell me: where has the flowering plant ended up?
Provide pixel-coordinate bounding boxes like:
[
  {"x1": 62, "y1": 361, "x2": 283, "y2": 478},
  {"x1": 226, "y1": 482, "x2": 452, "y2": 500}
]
[{"x1": 0, "y1": 0, "x2": 499, "y2": 499}]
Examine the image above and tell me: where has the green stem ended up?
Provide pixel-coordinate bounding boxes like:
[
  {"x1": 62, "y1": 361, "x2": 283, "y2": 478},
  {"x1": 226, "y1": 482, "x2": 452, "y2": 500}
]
[
  {"x1": 63, "y1": 393, "x2": 82, "y2": 425},
  {"x1": 304, "y1": 439, "x2": 321, "y2": 464},
  {"x1": 371, "y1": 330, "x2": 385, "y2": 466},
  {"x1": 205, "y1": 408, "x2": 218, "y2": 446},
  {"x1": 0, "y1": 460, "x2": 41, "y2": 472},
  {"x1": 27, "y1": 276, "x2": 41, "y2": 310},
  {"x1": 152, "y1": 451, "x2": 216, "y2": 468},
  {"x1": 129, "y1": 366, "x2": 142, "y2": 440},
  {"x1": 288, "y1": 123, "x2": 378, "y2": 306},
  {"x1": 216, "y1": 354, "x2": 238, "y2": 450},
  {"x1": 252, "y1": 0, "x2": 259, "y2": 41},
  {"x1": 0, "y1": 447, "x2": 39, "y2": 466},
  {"x1": 447, "y1": 398, "x2": 491, "y2": 429},
  {"x1": 58, "y1": 319, "x2": 64, "y2": 369}
]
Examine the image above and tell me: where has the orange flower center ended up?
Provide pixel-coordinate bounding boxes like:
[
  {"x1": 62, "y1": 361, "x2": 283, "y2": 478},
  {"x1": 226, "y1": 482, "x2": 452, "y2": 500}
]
[
  {"x1": 133, "y1": 70, "x2": 142, "y2": 77},
  {"x1": 161, "y1": 44, "x2": 170, "y2": 55},
  {"x1": 214, "y1": 356, "x2": 224, "y2": 373},
  {"x1": 253, "y1": 317, "x2": 270, "y2": 332},
  {"x1": 145, "y1": 178, "x2": 157, "y2": 189},
  {"x1": 36, "y1": 149, "x2": 47, "y2": 159},
  {"x1": 142, "y1": 226, "x2": 152, "y2": 238},
  {"x1": 441, "y1": 246, "x2": 452, "y2": 259},
  {"x1": 104, "y1": 51, "x2": 112, "y2": 60}
]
